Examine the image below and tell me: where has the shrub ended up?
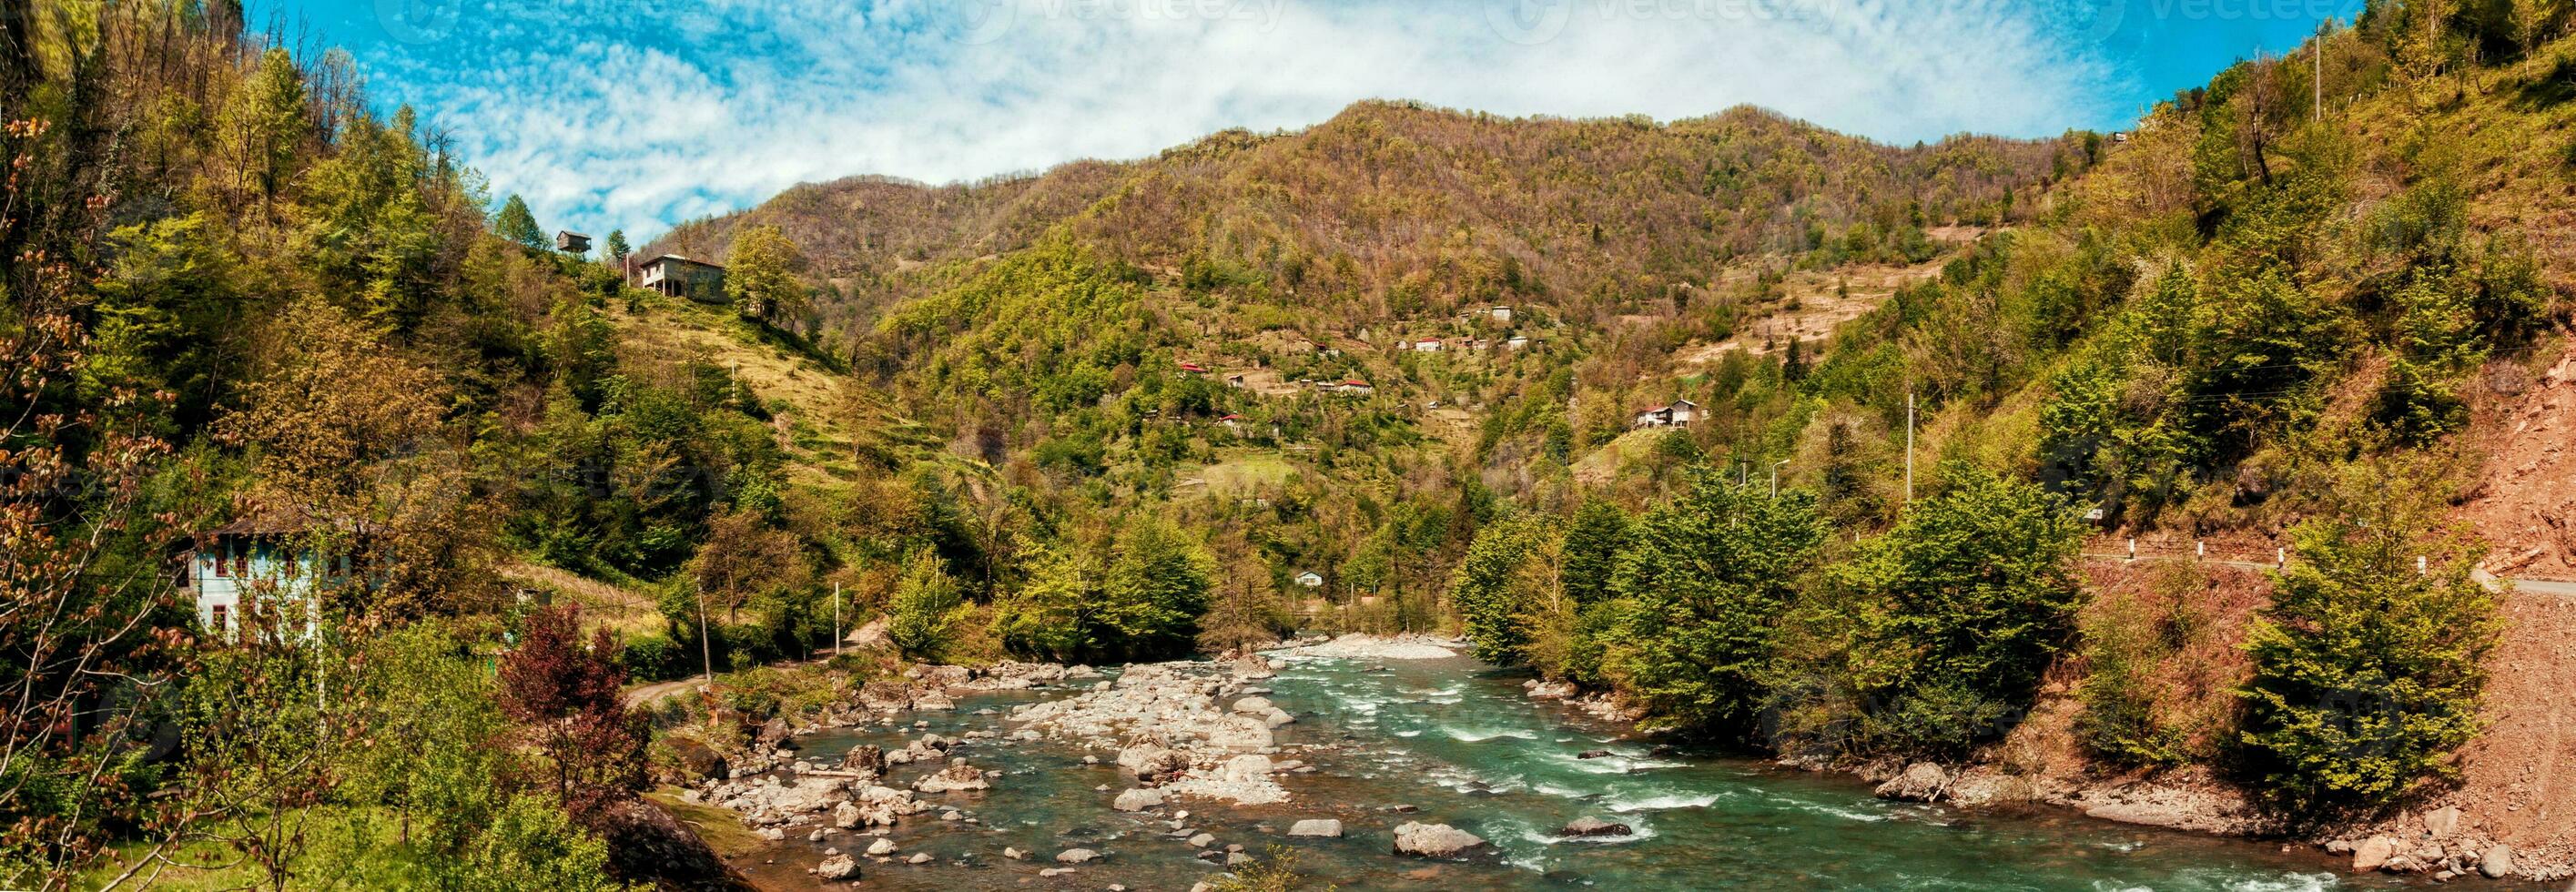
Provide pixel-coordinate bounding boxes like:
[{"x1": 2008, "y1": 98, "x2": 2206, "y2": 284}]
[
  {"x1": 459, "y1": 795, "x2": 625, "y2": 892},
  {"x1": 2074, "y1": 589, "x2": 2193, "y2": 768},
  {"x1": 887, "y1": 552, "x2": 966, "y2": 660},
  {"x1": 619, "y1": 634, "x2": 685, "y2": 682}
]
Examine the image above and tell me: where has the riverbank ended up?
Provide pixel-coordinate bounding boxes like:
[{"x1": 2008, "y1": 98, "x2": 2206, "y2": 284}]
[
  {"x1": 660, "y1": 639, "x2": 2441, "y2": 890},
  {"x1": 1826, "y1": 561, "x2": 2576, "y2": 886}
]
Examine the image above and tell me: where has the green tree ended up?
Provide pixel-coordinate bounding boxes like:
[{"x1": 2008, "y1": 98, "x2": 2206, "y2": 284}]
[
  {"x1": 494, "y1": 194, "x2": 545, "y2": 250},
  {"x1": 887, "y1": 551, "x2": 966, "y2": 660},
  {"x1": 2239, "y1": 494, "x2": 2500, "y2": 809},
  {"x1": 995, "y1": 546, "x2": 1105, "y2": 662},
  {"x1": 1100, "y1": 516, "x2": 1213, "y2": 660},
  {"x1": 1452, "y1": 514, "x2": 1548, "y2": 664},
  {"x1": 217, "y1": 47, "x2": 307, "y2": 218},
  {"x1": 1837, "y1": 466, "x2": 2084, "y2": 755},
  {"x1": 344, "y1": 623, "x2": 512, "y2": 856},
  {"x1": 1559, "y1": 498, "x2": 1632, "y2": 607},
  {"x1": 1606, "y1": 469, "x2": 1827, "y2": 735},
  {"x1": 603, "y1": 229, "x2": 630, "y2": 263},
  {"x1": 724, "y1": 224, "x2": 806, "y2": 326},
  {"x1": 1197, "y1": 534, "x2": 1293, "y2": 657}
]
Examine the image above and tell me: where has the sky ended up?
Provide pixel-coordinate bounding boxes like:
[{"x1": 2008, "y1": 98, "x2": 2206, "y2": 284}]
[{"x1": 267, "y1": 0, "x2": 2358, "y2": 242}]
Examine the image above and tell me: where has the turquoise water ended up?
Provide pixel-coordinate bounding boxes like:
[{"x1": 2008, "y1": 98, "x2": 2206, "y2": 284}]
[{"x1": 776, "y1": 653, "x2": 2424, "y2": 891}]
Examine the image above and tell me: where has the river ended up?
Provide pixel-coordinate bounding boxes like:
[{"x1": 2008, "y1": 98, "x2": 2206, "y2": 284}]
[{"x1": 765, "y1": 649, "x2": 2421, "y2": 891}]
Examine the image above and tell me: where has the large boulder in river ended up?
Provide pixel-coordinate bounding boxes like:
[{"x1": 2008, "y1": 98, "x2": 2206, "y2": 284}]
[
  {"x1": 2480, "y1": 844, "x2": 2513, "y2": 878},
  {"x1": 858, "y1": 680, "x2": 912, "y2": 711},
  {"x1": 1558, "y1": 816, "x2": 1632, "y2": 838},
  {"x1": 1206, "y1": 715, "x2": 1274, "y2": 753},
  {"x1": 756, "y1": 717, "x2": 796, "y2": 750},
  {"x1": 815, "y1": 853, "x2": 858, "y2": 880},
  {"x1": 664, "y1": 736, "x2": 727, "y2": 782},
  {"x1": 839, "y1": 745, "x2": 884, "y2": 775},
  {"x1": 1231, "y1": 696, "x2": 1275, "y2": 715},
  {"x1": 1287, "y1": 818, "x2": 1343, "y2": 837},
  {"x1": 765, "y1": 777, "x2": 847, "y2": 816},
  {"x1": 912, "y1": 758, "x2": 990, "y2": 794},
  {"x1": 1112, "y1": 787, "x2": 1166, "y2": 812},
  {"x1": 2351, "y1": 836, "x2": 2398, "y2": 872},
  {"x1": 1215, "y1": 754, "x2": 1273, "y2": 783},
  {"x1": 1118, "y1": 743, "x2": 1188, "y2": 779},
  {"x1": 912, "y1": 664, "x2": 973, "y2": 688},
  {"x1": 1392, "y1": 822, "x2": 1487, "y2": 857},
  {"x1": 1873, "y1": 762, "x2": 1948, "y2": 802}
]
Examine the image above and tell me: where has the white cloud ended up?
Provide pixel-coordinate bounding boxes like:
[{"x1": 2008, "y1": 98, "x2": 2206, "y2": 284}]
[{"x1": 339, "y1": 0, "x2": 2123, "y2": 241}]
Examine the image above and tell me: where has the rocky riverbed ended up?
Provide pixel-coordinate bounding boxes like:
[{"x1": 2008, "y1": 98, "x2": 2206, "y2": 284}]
[{"x1": 676, "y1": 640, "x2": 2445, "y2": 890}]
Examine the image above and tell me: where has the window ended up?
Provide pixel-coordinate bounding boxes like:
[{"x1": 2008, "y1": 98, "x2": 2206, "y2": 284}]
[{"x1": 209, "y1": 604, "x2": 228, "y2": 634}]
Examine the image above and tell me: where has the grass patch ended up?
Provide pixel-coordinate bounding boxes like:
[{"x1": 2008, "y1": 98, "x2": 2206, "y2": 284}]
[{"x1": 1198, "y1": 451, "x2": 1298, "y2": 496}]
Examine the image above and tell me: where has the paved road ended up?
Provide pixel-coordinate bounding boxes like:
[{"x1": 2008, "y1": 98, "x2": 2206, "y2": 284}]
[{"x1": 2081, "y1": 552, "x2": 2576, "y2": 597}]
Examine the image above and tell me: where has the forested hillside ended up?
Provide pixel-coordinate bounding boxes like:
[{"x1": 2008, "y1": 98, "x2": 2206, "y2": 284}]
[
  {"x1": 3, "y1": 4, "x2": 762, "y2": 887},
  {"x1": 12, "y1": 0, "x2": 2576, "y2": 887}
]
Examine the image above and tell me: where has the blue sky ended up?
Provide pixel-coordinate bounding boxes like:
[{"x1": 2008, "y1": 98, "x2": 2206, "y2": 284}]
[{"x1": 267, "y1": 0, "x2": 2356, "y2": 242}]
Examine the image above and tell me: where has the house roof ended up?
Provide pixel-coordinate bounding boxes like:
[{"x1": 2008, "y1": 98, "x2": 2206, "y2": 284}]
[
  {"x1": 1179, "y1": 361, "x2": 1209, "y2": 372},
  {"x1": 1341, "y1": 380, "x2": 1372, "y2": 387},
  {"x1": 642, "y1": 253, "x2": 725, "y2": 270},
  {"x1": 1220, "y1": 413, "x2": 1246, "y2": 421}
]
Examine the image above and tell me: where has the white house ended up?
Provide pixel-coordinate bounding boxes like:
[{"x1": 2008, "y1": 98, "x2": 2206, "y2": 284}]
[
  {"x1": 1506, "y1": 336, "x2": 1530, "y2": 350},
  {"x1": 636, "y1": 254, "x2": 726, "y2": 301},
  {"x1": 1631, "y1": 399, "x2": 1702, "y2": 429},
  {"x1": 1412, "y1": 339, "x2": 1444, "y2": 352},
  {"x1": 1488, "y1": 306, "x2": 1514, "y2": 321},
  {"x1": 1293, "y1": 571, "x2": 1324, "y2": 588},
  {"x1": 187, "y1": 512, "x2": 357, "y2": 644}
]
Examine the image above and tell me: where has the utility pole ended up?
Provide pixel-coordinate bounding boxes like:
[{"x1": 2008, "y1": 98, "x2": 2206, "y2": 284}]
[
  {"x1": 1770, "y1": 459, "x2": 1790, "y2": 499},
  {"x1": 695, "y1": 588, "x2": 714, "y2": 684},
  {"x1": 1904, "y1": 391, "x2": 1916, "y2": 506},
  {"x1": 832, "y1": 582, "x2": 842, "y2": 658}
]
